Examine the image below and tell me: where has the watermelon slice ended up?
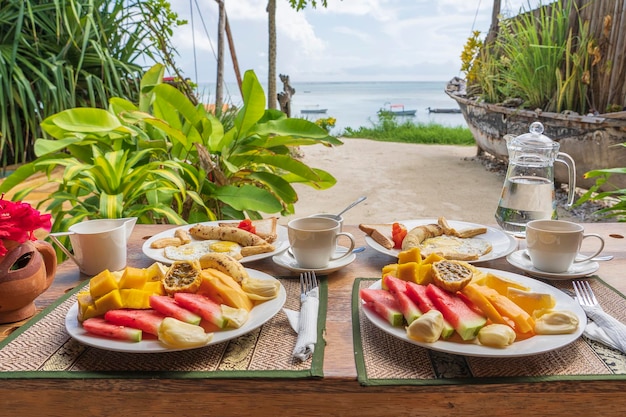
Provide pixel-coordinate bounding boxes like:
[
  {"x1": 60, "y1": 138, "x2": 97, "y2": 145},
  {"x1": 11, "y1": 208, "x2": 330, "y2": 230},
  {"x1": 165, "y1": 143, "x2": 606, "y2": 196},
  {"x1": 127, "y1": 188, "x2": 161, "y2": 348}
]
[
  {"x1": 149, "y1": 295, "x2": 202, "y2": 325},
  {"x1": 82, "y1": 317, "x2": 142, "y2": 342},
  {"x1": 360, "y1": 288, "x2": 404, "y2": 327},
  {"x1": 404, "y1": 282, "x2": 455, "y2": 338},
  {"x1": 104, "y1": 309, "x2": 166, "y2": 336},
  {"x1": 173, "y1": 293, "x2": 228, "y2": 329},
  {"x1": 383, "y1": 275, "x2": 422, "y2": 324},
  {"x1": 425, "y1": 284, "x2": 487, "y2": 341}
]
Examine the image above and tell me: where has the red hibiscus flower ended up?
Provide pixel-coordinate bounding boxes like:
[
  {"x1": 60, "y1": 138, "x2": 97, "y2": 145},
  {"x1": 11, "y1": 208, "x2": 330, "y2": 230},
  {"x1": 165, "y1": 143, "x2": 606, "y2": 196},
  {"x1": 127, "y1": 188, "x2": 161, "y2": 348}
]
[{"x1": 0, "y1": 195, "x2": 52, "y2": 256}]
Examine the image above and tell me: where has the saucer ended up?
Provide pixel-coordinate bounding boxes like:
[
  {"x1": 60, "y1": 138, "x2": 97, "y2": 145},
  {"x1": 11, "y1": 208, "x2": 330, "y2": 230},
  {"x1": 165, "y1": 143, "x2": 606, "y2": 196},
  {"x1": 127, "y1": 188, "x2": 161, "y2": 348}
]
[
  {"x1": 506, "y1": 249, "x2": 599, "y2": 280},
  {"x1": 272, "y1": 246, "x2": 356, "y2": 275}
]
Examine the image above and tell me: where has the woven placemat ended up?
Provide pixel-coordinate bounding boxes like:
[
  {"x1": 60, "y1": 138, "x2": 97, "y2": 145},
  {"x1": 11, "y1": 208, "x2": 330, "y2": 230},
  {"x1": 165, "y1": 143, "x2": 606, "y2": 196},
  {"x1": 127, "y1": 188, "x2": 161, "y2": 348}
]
[
  {"x1": 353, "y1": 277, "x2": 626, "y2": 386},
  {"x1": 0, "y1": 276, "x2": 326, "y2": 379}
]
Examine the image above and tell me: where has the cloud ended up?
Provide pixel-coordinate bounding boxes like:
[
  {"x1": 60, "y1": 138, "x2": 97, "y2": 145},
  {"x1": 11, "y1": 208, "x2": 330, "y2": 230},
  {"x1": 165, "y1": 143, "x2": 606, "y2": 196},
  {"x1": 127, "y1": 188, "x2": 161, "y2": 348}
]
[{"x1": 167, "y1": 0, "x2": 546, "y2": 83}]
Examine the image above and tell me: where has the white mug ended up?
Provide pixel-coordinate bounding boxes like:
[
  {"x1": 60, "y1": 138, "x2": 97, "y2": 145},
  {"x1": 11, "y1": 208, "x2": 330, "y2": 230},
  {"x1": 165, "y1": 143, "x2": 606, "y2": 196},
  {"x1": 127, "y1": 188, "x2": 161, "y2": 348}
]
[
  {"x1": 288, "y1": 217, "x2": 355, "y2": 269},
  {"x1": 526, "y1": 219, "x2": 605, "y2": 273},
  {"x1": 49, "y1": 218, "x2": 137, "y2": 275}
]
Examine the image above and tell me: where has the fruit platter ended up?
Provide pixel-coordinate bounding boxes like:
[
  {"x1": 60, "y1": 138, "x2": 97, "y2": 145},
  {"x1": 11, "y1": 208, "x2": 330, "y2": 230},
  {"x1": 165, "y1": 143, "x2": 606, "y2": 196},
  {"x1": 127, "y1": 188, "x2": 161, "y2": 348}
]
[
  {"x1": 361, "y1": 247, "x2": 585, "y2": 357},
  {"x1": 65, "y1": 254, "x2": 286, "y2": 353}
]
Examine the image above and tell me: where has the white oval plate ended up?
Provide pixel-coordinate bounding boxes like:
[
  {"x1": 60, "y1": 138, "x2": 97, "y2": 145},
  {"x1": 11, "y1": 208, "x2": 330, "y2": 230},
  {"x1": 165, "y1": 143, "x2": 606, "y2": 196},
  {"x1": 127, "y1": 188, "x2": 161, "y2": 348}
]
[
  {"x1": 272, "y1": 246, "x2": 356, "y2": 275},
  {"x1": 142, "y1": 221, "x2": 289, "y2": 264},
  {"x1": 506, "y1": 250, "x2": 600, "y2": 280},
  {"x1": 361, "y1": 268, "x2": 585, "y2": 358},
  {"x1": 65, "y1": 269, "x2": 286, "y2": 353},
  {"x1": 364, "y1": 219, "x2": 518, "y2": 263}
]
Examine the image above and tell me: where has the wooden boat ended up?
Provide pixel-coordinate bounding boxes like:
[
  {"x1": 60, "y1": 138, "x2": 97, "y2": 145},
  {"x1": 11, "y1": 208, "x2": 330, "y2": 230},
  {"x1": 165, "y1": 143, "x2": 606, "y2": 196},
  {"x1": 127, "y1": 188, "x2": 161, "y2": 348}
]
[
  {"x1": 300, "y1": 106, "x2": 327, "y2": 114},
  {"x1": 446, "y1": 78, "x2": 626, "y2": 192},
  {"x1": 388, "y1": 104, "x2": 416, "y2": 116},
  {"x1": 427, "y1": 107, "x2": 461, "y2": 114}
]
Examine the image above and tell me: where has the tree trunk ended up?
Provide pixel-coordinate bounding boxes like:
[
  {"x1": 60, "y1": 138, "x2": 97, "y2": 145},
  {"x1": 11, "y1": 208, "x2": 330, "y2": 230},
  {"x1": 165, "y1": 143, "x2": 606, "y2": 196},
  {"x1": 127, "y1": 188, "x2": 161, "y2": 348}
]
[
  {"x1": 215, "y1": 0, "x2": 225, "y2": 115},
  {"x1": 267, "y1": 0, "x2": 277, "y2": 109},
  {"x1": 224, "y1": 11, "x2": 243, "y2": 97}
]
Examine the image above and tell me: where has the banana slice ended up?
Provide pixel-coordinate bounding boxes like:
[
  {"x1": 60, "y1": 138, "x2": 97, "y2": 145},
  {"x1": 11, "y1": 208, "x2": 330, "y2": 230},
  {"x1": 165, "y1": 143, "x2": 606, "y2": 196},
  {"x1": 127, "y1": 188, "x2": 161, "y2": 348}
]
[{"x1": 198, "y1": 252, "x2": 249, "y2": 282}]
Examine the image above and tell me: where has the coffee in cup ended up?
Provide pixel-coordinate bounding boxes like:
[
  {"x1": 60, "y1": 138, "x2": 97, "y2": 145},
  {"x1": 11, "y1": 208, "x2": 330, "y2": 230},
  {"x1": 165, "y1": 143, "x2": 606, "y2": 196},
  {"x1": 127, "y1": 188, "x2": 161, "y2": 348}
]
[
  {"x1": 287, "y1": 217, "x2": 355, "y2": 269},
  {"x1": 308, "y1": 213, "x2": 344, "y2": 230},
  {"x1": 526, "y1": 219, "x2": 605, "y2": 273}
]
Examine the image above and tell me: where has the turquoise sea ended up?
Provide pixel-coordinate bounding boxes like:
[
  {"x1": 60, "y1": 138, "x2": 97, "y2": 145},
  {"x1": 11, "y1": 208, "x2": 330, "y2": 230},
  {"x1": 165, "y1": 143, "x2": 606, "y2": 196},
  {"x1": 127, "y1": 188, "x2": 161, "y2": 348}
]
[{"x1": 197, "y1": 81, "x2": 467, "y2": 134}]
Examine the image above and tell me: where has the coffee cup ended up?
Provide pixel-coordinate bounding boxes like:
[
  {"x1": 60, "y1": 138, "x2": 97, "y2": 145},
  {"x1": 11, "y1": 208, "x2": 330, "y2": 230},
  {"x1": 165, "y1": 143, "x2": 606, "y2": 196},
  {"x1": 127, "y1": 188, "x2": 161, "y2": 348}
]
[
  {"x1": 526, "y1": 219, "x2": 605, "y2": 273},
  {"x1": 287, "y1": 217, "x2": 356, "y2": 269}
]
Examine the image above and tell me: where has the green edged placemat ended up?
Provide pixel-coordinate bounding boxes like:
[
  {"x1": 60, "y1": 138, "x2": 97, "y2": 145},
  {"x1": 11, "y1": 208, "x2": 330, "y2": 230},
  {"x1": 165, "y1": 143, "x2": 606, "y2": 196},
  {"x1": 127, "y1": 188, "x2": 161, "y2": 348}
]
[
  {"x1": 353, "y1": 277, "x2": 626, "y2": 386},
  {"x1": 0, "y1": 276, "x2": 326, "y2": 379}
]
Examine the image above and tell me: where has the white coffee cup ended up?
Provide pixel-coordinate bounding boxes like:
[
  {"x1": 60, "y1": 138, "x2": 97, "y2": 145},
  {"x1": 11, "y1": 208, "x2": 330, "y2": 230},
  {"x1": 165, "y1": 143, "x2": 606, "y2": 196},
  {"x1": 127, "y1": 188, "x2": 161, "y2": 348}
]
[
  {"x1": 288, "y1": 217, "x2": 356, "y2": 269},
  {"x1": 526, "y1": 219, "x2": 605, "y2": 273}
]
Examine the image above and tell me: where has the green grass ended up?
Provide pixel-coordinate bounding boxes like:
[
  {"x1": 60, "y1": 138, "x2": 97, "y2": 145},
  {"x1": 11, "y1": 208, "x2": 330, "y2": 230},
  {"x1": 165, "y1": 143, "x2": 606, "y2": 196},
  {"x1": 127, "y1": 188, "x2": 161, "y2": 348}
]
[{"x1": 339, "y1": 110, "x2": 474, "y2": 145}]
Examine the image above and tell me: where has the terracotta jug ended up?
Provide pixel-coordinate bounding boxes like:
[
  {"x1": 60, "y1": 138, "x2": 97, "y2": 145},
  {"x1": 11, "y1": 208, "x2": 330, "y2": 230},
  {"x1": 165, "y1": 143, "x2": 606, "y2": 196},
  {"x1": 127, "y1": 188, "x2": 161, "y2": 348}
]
[{"x1": 0, "y1": 240, "x2": 57, "y2": 324}]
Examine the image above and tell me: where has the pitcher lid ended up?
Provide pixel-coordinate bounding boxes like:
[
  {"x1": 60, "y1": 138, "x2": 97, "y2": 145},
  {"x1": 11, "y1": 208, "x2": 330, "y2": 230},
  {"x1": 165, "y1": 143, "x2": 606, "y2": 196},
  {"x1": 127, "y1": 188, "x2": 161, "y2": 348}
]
[{"x1": 510, "y1": 122, "x2": 556, "y2": 148}]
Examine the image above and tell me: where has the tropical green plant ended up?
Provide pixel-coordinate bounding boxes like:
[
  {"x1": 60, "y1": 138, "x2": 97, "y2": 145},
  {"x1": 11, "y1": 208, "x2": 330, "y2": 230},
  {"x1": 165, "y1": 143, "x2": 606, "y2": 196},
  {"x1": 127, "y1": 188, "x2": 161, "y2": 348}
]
[
  {"x1": 463, "y1": 0, "x2": 596, "y2": 114},
  {"x1": 574, "y1": 164, "x2": 626, "y2": 220},
  {"x1": 0, "y1": 64, "x2": 342, "y2": 238},
  {"x1": 0, "y1": 0, "x2": 185, "y2": 171}
]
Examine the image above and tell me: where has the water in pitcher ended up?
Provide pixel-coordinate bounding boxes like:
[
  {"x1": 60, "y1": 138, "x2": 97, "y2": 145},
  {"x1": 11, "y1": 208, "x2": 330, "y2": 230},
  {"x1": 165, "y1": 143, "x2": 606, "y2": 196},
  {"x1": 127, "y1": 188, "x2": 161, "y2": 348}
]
[{"x1": 495, "y1": 175, "x2": 556, "y2": 236}]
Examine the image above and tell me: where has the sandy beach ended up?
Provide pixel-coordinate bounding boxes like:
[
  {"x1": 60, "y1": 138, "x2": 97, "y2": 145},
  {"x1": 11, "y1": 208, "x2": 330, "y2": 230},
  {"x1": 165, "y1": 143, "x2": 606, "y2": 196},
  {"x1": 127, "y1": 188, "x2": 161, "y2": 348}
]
[{"x1": 285, "y1": 138, "x2": 507, "y2": 226}]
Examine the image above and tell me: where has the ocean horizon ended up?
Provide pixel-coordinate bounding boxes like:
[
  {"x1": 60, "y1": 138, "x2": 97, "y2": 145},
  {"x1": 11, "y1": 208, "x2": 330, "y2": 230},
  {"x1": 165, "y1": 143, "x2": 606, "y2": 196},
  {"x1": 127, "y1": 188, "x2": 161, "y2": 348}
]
[{"x1": 196, "y1": 81, "x2": 467, "y2": 134}]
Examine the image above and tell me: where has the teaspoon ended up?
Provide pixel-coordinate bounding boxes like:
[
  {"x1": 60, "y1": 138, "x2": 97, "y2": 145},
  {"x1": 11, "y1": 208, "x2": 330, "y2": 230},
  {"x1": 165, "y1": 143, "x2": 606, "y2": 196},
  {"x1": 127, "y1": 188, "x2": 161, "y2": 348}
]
[{"x1": 337, "y1": 196, "x2": 367, "y2": 217}]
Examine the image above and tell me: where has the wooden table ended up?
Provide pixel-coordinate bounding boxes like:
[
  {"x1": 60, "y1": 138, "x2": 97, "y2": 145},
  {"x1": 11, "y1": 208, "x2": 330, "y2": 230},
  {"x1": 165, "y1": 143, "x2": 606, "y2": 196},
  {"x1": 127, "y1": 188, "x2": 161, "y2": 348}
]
[{"x1": 2, "y1": 223, "x2": 625, "y2": 417}]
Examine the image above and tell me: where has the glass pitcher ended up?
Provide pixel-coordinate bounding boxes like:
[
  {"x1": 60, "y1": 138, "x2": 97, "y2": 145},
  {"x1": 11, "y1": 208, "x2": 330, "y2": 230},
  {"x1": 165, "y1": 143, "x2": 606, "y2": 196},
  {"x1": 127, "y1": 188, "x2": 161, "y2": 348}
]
[{"x1": 495, "y1": 122, "x2": 576, "y2": 237}]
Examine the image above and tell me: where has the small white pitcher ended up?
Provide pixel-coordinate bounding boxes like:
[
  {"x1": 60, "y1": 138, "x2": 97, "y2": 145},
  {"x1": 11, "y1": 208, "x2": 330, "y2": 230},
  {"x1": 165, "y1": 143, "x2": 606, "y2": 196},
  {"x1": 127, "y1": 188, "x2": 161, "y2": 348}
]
[{"x1": 49, "y1": 218, "x2": 137, "y2": 275}]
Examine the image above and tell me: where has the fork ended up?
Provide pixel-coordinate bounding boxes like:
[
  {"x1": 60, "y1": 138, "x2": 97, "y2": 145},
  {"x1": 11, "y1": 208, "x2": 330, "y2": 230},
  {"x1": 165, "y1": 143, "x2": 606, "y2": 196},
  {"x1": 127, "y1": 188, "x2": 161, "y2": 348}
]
[
  {"x1": 293, "y1": 271, "x2": 320, "y2": 361},
  {"x1": 573, "y1": 280, "x2": 626, "y2": 353},
  {"x1": 300, "y1": 270, "x2": 319, "y2": 300}
]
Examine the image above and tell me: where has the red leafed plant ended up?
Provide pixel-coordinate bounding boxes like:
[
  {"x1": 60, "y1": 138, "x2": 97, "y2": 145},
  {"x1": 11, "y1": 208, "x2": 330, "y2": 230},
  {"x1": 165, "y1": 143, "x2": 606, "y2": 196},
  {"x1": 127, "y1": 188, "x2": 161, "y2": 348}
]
[{"x1": 0, "y1": 195, "x2": 52, "y2": 256}]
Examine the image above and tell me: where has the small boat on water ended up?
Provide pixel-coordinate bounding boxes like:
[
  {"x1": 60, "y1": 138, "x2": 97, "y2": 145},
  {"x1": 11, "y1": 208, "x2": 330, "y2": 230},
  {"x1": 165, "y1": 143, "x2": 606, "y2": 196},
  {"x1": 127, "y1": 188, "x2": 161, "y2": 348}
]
[
  {"x1": 427, "y1": 107, "x2": 461, "y2": 114},
  {"x1": 388, "y1": 104, "x2": 416, "y2": 116},
  {"x1": 300, "y1": 105, "x2": 327, "y2": 114},
  {"x1": 445, "y1": 78, "x2": 626, "y2": 192}
]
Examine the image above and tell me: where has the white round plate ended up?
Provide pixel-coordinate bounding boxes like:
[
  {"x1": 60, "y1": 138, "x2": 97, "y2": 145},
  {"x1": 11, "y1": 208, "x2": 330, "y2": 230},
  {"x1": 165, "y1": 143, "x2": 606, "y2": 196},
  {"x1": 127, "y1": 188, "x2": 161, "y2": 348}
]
[
  {"x1": 142, "y1": 222, "x2": 289, "y2": 264},
  {"x1": 65, "y1": 269, "x2": 286, "y2": 353},
  {"x1": 361, "y1": 268, "x2": 585, "y2": 358},
  {"x1": 506, "y1": 250, "x2": 600, "y2": 280},
  {"x1": 272, "y1": 245, "x2": 356, "y2": 275},
  {"x1": 364, "y1": 219, "x2": 518, "y2": 263}
]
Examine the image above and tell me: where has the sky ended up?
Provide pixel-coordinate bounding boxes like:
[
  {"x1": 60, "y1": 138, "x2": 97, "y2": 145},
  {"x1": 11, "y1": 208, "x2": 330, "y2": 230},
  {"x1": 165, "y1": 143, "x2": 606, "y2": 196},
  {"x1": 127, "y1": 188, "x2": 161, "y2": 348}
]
[{"x1": 165, "y1": 0, "x2": 545, "y2": 84}]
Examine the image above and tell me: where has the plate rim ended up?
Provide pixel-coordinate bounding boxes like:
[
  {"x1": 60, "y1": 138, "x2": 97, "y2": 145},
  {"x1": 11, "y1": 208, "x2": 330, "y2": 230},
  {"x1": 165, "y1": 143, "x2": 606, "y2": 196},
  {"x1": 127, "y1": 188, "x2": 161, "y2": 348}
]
[
  {"x1": 361, "y1": 267, "x2": 586, "y2": 358},
  {"x1": 506, "y1": 249, "x2": 600, "y2": 280},
  {"x1": 363, "y1": 219, "x2": 518, "y2": 263},
  {"x1": 65, "y1": 269, "x2": 286, "y2": 353},
  {"x1": 141, "y1": 221, "x2": 289, "y2": 264}
]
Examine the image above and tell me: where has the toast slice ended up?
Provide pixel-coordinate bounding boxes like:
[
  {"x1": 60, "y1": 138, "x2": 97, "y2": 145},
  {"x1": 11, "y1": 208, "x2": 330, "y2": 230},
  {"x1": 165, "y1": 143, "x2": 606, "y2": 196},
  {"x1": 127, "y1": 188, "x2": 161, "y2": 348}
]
[
  {"x1": 359, "y1": 223, "x2": 394, "y2": 249},
  {"x1": 218, "y1": 217, "x2": 278, "y2": 243}
]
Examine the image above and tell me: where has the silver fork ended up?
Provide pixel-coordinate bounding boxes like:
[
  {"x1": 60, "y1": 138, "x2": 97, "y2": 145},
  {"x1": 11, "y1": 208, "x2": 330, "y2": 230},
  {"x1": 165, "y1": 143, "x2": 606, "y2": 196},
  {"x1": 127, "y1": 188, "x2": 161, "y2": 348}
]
[
  {"x1": 572, "y1": 280, "x2": 599, "y2": 307},
  {"x1": 300, "y1": 270, "x2": 319, "y2": 301},
  {"x1": 294, "y1": 271, "x2": 319, "y2": 360},
  {"x1": 573, "y1": 280, "x2": 626, "y2": 352}
]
